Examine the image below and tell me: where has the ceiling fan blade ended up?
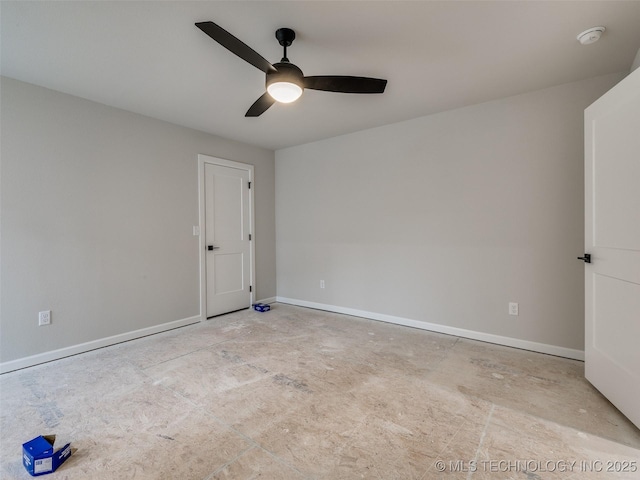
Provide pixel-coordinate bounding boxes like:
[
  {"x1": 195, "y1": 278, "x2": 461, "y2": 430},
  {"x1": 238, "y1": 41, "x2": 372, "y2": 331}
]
[
  {"x1": 245, "y1": 92, "x2": 276, "y2": 117},
  {"x1": 303, "y1": 76, "x2": 387, "y2": 94},
  {"x1": 195, "y1": 21, "x2": 276, "y2": 74}
]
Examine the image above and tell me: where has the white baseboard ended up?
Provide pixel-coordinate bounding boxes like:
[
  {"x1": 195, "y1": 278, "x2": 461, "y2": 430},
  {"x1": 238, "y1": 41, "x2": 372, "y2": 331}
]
[
  {"x1": 2, "y1": 300, "x2": 584, "y2": 374},
  {"x1": 276, "y1": 297, "x2": 585, "y2": 361},
  {"x1": 0, "y1": 315, "x2": 201, "y2": 374}
]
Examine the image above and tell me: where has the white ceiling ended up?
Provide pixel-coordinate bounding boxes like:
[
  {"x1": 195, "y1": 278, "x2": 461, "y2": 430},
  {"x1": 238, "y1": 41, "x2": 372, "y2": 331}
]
[{"x1": 2, "y1": 1, "x2": 640, "y2": 151}]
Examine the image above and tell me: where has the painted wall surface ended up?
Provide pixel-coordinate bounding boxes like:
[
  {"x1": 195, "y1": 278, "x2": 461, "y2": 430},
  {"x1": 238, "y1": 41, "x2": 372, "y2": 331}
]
[
  {"x1": 276, "y1": 72, "x2": 624, "y2": 352},
  {"x1": 632, "y1": 46, "x2": 640, "y2": 72},
  {"x1": 0, "y1": 77, "x2": 276, "y2": 363}
]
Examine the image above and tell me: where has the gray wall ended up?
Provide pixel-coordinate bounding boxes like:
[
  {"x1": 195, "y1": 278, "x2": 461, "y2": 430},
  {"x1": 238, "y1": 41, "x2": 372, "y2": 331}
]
[
  {"x1": 276, "y1": 72, "x2": 624, "y2": 353},
  {"x1": 632, "y1": 46, "x2": 640, "y2": 72},
  {"x1": 0, "y1": 77, "x2": 276, "y2": 364}
]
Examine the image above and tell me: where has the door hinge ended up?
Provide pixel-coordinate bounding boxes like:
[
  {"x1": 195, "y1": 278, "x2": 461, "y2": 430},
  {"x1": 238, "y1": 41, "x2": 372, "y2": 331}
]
[
  {"x1": 249, "y1": 285, "x2": 252, "y2": 293},
  {"x1": 249, "y1": 233, "x2": 252, "y2": 241},
  {"x1": 248, "y1": 181, "x2": 251, "y2": 189}
]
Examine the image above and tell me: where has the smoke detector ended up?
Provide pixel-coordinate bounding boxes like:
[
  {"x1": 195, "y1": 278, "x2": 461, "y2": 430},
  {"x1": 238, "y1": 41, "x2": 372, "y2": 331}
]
[{"x1": 577, "y1": 27, "x2": 605, "y2": 45}]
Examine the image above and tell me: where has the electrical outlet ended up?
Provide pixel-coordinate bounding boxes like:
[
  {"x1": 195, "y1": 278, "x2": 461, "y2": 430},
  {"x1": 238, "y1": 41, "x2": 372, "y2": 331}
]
[
  {"x1": 320, "y1": 280, "x2": 325, "y2": 289},
  {"x1": 39, "y1": 310, "x2": 51, "y2": 326},
  {"x1": 508, "y1": 302, "x2": 519, "y2": 316}
]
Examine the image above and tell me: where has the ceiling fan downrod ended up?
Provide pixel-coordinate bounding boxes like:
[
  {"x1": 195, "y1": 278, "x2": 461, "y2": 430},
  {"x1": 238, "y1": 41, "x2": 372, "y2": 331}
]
[{"x1": 276, "y1": 28, "x2": 295, "y2": 62}]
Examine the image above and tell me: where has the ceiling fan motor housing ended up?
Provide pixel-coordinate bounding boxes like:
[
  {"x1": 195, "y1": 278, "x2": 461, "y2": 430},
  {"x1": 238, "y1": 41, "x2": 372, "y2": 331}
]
[{"x1": 267, "y1": 62, "x2": 304, "y2": 90}]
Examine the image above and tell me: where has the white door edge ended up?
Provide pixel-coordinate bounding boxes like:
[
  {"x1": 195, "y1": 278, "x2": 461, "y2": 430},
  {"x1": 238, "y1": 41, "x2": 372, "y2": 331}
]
[{"x1": 197, "y1": 154, "x2": 255, "y2": 321}]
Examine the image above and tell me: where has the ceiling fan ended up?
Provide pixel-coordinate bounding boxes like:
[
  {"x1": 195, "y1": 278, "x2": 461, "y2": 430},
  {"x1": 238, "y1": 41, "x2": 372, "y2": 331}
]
[{"x1": 195, "y1": 21, "x2": 388, "y2": 117}]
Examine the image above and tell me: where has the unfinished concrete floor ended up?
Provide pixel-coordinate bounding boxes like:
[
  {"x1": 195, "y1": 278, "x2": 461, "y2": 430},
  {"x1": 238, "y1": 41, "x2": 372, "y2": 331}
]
[{"x1": 1, "y1": 304, "x2": 639, "y2": 479}]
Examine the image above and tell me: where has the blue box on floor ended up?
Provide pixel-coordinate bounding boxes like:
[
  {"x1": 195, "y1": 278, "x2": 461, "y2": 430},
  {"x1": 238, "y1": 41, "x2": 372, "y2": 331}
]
[
  {"x1": 22, "y1": 435, "x2": 71, "y2": 476},
  {"x1": 253, "y1": 303, "x2": 271, "y2": 312}
]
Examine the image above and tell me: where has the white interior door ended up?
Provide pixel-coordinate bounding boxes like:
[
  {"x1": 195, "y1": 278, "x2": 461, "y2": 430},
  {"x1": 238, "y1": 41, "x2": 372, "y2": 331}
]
[
  {"x1": 584, "y1": 67, "x2": 640, "y2": 429},
  {"x1": 204, "y1": 163, "x2": 252, "y2": 317}
]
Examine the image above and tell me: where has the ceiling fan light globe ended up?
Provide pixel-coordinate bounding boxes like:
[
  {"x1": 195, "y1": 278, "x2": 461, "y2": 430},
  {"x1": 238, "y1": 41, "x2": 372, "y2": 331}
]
[
  {"x1": 266, "y1": 61, "x2": 305, "y2": 103},
  {"x1": 267, "y1": 81, "x2": 303, "y2": 103}
]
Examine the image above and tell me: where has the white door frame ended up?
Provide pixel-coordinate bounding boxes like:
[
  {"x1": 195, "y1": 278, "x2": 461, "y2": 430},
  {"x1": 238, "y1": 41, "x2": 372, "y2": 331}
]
[{"x1": 198, "y1": 154, "x2": 255, "y2": 320}]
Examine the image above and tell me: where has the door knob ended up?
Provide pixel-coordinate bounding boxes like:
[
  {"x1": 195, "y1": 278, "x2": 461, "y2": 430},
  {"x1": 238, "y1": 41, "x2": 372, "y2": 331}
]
[
  {"x1": 208, "y1": 245, "x2": 220, "y2": 251},
  {"x1": 577, "y1": 253, "x2": 591, "y2": 263}
]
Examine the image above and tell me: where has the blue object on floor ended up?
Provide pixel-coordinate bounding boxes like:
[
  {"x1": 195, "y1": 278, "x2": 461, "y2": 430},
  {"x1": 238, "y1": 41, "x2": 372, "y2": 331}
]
[
  {"x1": 253, "y1": 303, "x2": 271, "y2": 312},
  {"x1": 22, "y1": 435, "x2": 72, "y2": 476}
]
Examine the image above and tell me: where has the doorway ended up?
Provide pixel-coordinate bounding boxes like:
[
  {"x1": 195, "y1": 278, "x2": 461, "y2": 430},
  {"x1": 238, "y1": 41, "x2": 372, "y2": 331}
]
[{"x1": 198, "y1": 155, "x2": 255, "y2": 318}]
